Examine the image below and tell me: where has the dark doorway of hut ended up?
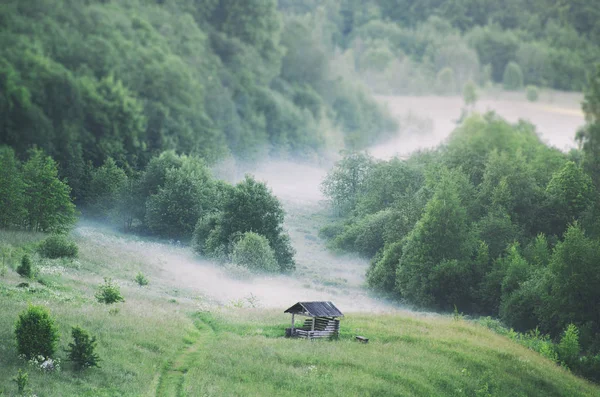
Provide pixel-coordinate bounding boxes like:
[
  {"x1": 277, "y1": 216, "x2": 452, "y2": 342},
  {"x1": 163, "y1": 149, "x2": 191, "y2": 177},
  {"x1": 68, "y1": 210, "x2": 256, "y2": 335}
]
[{"x1": 284, "y1": 301, "x2": 343, "y2": 339}]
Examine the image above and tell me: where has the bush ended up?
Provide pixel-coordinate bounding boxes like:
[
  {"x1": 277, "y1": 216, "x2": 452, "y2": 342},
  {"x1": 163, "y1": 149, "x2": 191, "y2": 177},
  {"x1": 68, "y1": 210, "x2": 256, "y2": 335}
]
[
  {"x1": 503, "y1": 62, "x2": 523, "y2": 90},
  {"x1": 526, "y1": 85, "x2": 539, "y2": 102},
  {"x1": 231, "y1": 232, "x2": 279, "y2": 273},
  {"x1": 66, "y1": 326, "x2": 100, "y2": 370},
  {"x1": 557, "y1": 324, "x2": 580, "y2": 369},
  {"x1": 15, "y1": 305, "x2": 60, "y2": 359},
  {"x1": 135, "y1": 272, "x2": 149, "y2": 286},
  {"x1": 463, "y1": 80, "x2": 478, "y2": 106},
  {"x1": 435, "y1": 67, "x2": 456, "y2": 95},
  {"x1": 37, "y1": 234, "x2": 78, "y2": 259},
  {"x1": 16, "y1": 254, "x2": 32, "y2": 278},
  {"x1": 12, "y1": 369, "x2": 28, "y2": 395},
  {"x1": 95, "y1": 278, "x2": 125, "y2": 304}
]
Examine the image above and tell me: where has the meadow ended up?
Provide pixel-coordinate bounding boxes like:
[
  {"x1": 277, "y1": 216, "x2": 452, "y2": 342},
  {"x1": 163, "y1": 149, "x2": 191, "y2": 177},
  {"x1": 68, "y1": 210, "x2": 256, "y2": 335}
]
[{"x1": 1, "y1": 229, "x2": 598, "y2": 397}]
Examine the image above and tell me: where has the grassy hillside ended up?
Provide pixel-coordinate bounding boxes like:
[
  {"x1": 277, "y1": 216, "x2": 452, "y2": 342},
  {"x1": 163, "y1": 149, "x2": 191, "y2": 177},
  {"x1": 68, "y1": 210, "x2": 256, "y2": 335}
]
[{"x1": 0, "y1": 229, "x2": 598, "y2": 396}]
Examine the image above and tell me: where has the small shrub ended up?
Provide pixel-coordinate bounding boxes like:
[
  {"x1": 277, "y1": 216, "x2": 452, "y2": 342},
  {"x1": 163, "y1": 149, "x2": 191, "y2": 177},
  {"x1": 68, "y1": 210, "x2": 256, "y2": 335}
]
[
  {"x1": 435, "y1": 67, "x2": 456, "y2": 95},
  {"x1": 16, "y1": 254, "x2": 32, "y2": 278},
  {"x1": 12, "y1": 369, "x2": 28, "y2": 395},
  {"x1": 557, "y1": 323, "x2": 580, "y2": 369},
  {"x1": 38, "y1": 234, "x2": 78, "y2": 259},
  {"x1": 135, "y1": 272, "x2": 149, "y2": 286},
  {"x1": 0, "y1": 264, "x2": 7, "y2": 277},
  {"x1": 15, "y1": 305, "x2": 60, "y2": 359},
  {"x1": 231, "y1": 232, "x2": 279, "y2": 273},
  {"x1": 66, "y1": 326, "x2": 100, "y2": 370},
  {"x1": 95, "y1": 278, "x2": 124, "y2": 304},
  {"x1": 526, "y1": 85, "x2": 539, "y2": 102},
  {"x1": 463, "y1": 80, "x2": 478, "y2": 106},
  {"x1": 503, "y1": 62, "x2": 523, "y2": 90}
]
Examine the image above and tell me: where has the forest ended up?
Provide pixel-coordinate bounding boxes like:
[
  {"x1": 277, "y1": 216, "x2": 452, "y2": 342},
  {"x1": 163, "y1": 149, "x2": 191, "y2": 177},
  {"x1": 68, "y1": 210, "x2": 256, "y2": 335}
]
[
  {"x1": 1, "y1": 0, "x2": 600, "y2": 394},
  {"x1": 320, "y1": 65, "x2": 600, "y2": 381}
]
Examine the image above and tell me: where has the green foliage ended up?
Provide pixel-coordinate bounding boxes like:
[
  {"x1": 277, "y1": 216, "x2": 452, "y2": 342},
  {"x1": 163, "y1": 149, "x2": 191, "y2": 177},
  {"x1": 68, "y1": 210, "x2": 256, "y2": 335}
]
[
  {"x1": 0, "y1": 148, "x2": 76, "y2": 233},
  {"x1": 231, "y1": 232, "x2": 279, "y2": 273},
  {"x1": 38, "y1": 234, "x2": 78, "y2": 259},
  {"x1": 558, "y1": 324, "x2": 581, "y2": 369},
  {"x1": 218, "y1": 176, "x2": 295, "y2": 272},
  {"x1": 145, "y1": 157, "x2": 216, "y2": 239},
  {"x1": 367, "y1": 241, "x2": 403, "y2": 293},
  {"x1": 321, "y1": 152, "x2": 374, "y2": 214},
  {"x1": 15, "y1": 305, "x2": 59, "y2": 359},
  {"x1": 12, "y1": 369, "x2": 28, "y2": 395},
  {"x1": 526, "y1": 85, "x2": 539, "y2": 102},
  {"x1": 396, "y1": 169, "x2": 473, "y2": 308},
  {"x1": 503, "y1": 62, "x2": 524, "y2": 90},
  {"x1": 0, "y1": 147, "x2": 26, "y2": 228},
  {"x1": 66, "y1": 326, "x2": 100, "y2": 370},
  {"x1": 544, "y1": 161, "x2": 594, "y2": 236},
  {"x1": 135, "y1": 272, "x2": 149, "y2": 287},
  {"x1": 95, "y1": 278, "x2": 124, "y2": 305},
  {"x1": 87, "y1": 158, "x2": 127, "y2": 220},
  {"x1": 435, "y1": 67, "x2": 456, "y2": 95},
  {"x1": 463, "y1": 80, "x2": 478, "y2": 106},
  {"x1": 16, "y1": 254, "x2": 32, "y2": 278},
  {"x1": 578, "y1": 66, "x2": 600, "y2": 188},
  {"x1": 545, "y1": 224, "x2": 600, "y2": 336},
  {"x1": 21, "y1": 150, "x2": 77, "y2": 233}
]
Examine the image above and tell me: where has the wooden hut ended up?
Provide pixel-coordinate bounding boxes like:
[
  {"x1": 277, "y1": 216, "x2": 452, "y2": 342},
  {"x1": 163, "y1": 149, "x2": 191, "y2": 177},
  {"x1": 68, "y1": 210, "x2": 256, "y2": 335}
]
[{"x1": 284, "y1": 301, "x2": 343, "y2": 339}]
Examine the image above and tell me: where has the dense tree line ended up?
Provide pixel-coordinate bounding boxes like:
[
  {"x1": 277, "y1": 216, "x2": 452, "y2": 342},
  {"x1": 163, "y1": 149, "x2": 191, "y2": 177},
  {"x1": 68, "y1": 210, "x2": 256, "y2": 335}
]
[
  {"x1": 0, "y1": 147, "x2": 76, "y2": 232},
  {"x1": 280, "y1": 0, "x2": 600, "y2": 94},
  {"x1": 321, "y1": 67, "x2": 600, "y2": 380},
  {"x1": 85, "y1": 151, "x2": 295, "y2": 272},
  {"x1": 0, "y1": 0, "x2": 397, "y2": 204}
]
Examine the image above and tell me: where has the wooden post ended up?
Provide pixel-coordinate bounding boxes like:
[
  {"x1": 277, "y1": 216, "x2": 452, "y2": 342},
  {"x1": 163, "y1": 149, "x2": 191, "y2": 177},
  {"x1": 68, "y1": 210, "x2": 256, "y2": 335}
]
[
  {"x1": 291, "y1": 314, "x2": 295, "y2": 333},
  {"x1": 311, "y1": 317, "x2": 315, "y2": 331}
]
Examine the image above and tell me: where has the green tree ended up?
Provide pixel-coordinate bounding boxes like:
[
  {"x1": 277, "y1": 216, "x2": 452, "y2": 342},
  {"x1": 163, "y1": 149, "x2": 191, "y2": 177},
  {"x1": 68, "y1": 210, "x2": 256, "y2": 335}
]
[
  {"x1": 558, "y1": 324, "x2": 580, "y2": 369},
  {"x1": 367, "y1": 240, "x2": 402, "y2": 294},
  {"x1": 87, "y1": 157, "x2": 127, "y2": 220},
  {"x1": 220, "y1": 175, "x2": 295, "y2": 271},
  {"x1": 15, "y1": 305, "x2": 60, "y2": 359},
  {"x1": 526, "y1": 85, "x2": 539, "y2": 102},
  {"x1": 16, "y1": 254, "x2": 32, "y2": 278},
  {"x1": 435, "y1": 67, "x2": 456, "y2": 95},
  {"x1": 503, "y1": 61, "x2": 524, "y2": 90},
  {"x1": 145, "y1": 157, "x2": 216, "y2": 239},
  {"x1": 463, "y1": 80, "x2": 478, "y2": 106},
  {"x1": 577, "y1": 65, "x2": 600, "y2": 188},
  {"x1": 396, "y1": 170, "x2": 473, "y2": 307},
  {"x1": 544, "y1": 224, "x2": 600, "y2": 336},
  {"x1": 321, "y1": 152, "x2": 374, "y2": 214},
  {"x1": 21, "y1": 149, "x2": 76, "y2": 232},
  {"x1": 79, "y1": 75, "x2": 146, "y2": 166},
  {"x1": 231, "y1": 232, "x2": 279, "y2": 272},
  {"x1": 544, "y1": 161, "x2": 594, "y2": 236},
  {"x1": 0, "y1": 146, "x2": 26, "y2": 228},
  {"x1": 66, "y1": 326, "x2": 100, "y2": 370}
]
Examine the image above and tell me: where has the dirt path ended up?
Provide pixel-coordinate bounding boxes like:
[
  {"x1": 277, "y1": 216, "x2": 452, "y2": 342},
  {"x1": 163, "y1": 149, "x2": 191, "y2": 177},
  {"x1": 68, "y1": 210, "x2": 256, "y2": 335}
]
[{"x1": 155, "y1": 319, "x2": 214, "y2": 397}]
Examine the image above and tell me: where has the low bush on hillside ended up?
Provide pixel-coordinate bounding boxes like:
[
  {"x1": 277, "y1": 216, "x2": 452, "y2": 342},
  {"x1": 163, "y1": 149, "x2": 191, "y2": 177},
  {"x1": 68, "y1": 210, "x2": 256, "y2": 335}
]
[
  {"x1": 16, "y1": 254, "x2": 32, "y2": 278},
  {"x1": 135, "y1": 272, "x2": 149, "y2": 286},
  {"x1": 95, "y1": 278, "x2": 124, "y2": 304},
  {"x1": 66, "y1": 326, "x2": 100, "y2": 370},
  {"x1": 15, "y1": 305, "x2": 60, "y2": 359},
  {"x1": 38, "y1": 235, "x2": 78, "y2": 259},
  {"x1": 231, "y1": 232, "x2": 279, "y2": 273}
]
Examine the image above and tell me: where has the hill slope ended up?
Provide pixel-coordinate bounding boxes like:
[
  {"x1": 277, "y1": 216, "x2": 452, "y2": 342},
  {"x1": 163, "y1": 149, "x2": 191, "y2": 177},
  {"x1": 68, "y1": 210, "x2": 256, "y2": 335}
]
[{"x1": 0, "y1": 229, "x2": 598, "y2": 396}]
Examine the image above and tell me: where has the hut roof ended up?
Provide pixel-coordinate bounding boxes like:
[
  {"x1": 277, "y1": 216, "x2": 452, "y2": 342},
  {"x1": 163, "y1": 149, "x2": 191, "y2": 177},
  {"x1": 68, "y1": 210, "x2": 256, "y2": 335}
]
[{"x1": 284, "y1": 301, "x2": 343, "y2": 317}]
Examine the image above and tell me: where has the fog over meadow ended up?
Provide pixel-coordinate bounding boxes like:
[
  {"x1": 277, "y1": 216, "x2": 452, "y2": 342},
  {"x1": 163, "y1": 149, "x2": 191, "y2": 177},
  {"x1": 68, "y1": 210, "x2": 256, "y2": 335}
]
[{"x1": 76, "y1": 92, "x2": 585, "y2": 314}]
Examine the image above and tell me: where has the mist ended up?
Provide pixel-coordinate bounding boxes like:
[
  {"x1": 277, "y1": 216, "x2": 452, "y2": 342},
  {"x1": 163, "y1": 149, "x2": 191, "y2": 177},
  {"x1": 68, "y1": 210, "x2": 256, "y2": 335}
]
[{"x1": 71, "y1": 87, "x2": 585, "y2": 316}]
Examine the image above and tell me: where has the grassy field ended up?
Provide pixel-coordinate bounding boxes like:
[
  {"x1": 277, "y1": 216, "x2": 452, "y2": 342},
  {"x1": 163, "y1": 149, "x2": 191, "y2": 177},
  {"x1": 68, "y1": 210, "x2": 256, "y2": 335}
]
[{"x1": 1, "y1": 229, "x2": 599, "y2": 397}]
